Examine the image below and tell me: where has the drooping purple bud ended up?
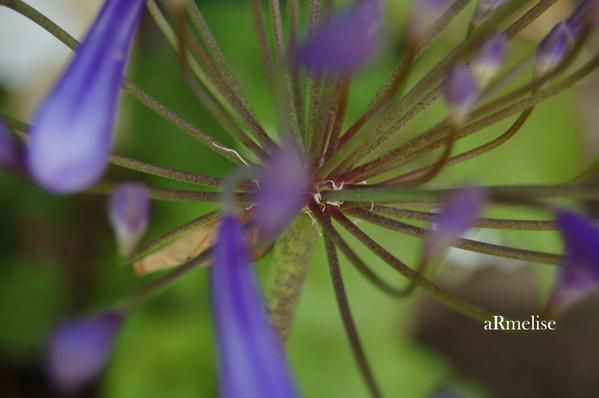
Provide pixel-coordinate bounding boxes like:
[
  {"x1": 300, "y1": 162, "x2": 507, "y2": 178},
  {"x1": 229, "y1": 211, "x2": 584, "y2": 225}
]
[
  {"x1": 407, "y1": 0, "x2": 450, "y2": 43},
  {"x1": 108, "y1": 183, "x2": 151, "y2": 257},
  {"x1": 471, "y1": 33, "x2": 509, "y2": 87},
  {"x1": 27, "y1": 0, "x2": 146, "y2": 194},
  {"x1": 535, "y1": 22, "x2": 576, "y2": 77},
  {"x1": 295, "y1": 0, "x2": 384, "y2": 73},
  {"x1": 255, "y1": 144, "x2": 310, "y2": 243},
  {"x1": 471, "y1": 0, "x2": 507, "y2": 29},
  {"x1": 443, "y1": 66, "x2": 480, "y2": 125},
  {"x1": 424, "y1": 185, "x2": 486, "y2": 261},
  {"x1": 0, "y1": 119, "x2": 24, "y2": 172},
  {"x1": 212, "y1": 215, "x2": 299, "y2": 398},
  {"x1": 47, "y1": 311, "x2": 124, "y2": 393},
  {"x1": 547, "y1": 210, "x2": 599, "y2": 314}
]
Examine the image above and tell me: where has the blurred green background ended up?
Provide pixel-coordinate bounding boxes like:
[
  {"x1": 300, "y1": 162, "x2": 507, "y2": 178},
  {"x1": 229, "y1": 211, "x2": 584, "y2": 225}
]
[{"x1": 0, "y1": 1, "x2": 596, "y2": 397}]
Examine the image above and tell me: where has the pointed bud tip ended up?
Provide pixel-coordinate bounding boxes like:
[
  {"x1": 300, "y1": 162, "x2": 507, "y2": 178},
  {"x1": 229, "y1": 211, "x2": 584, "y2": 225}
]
[
  {"x1": 444, "y1": 66, "x2": 480, "y2": 125},
  {"x1": 535, "y1": 22, "x2": 576, "y2": 77},
  {"x1": 472, "y1": 34, "x2": 509, "y2": 87},
  {"x1": 109, "y1": 183, "x2": 151, "y2": 257}
]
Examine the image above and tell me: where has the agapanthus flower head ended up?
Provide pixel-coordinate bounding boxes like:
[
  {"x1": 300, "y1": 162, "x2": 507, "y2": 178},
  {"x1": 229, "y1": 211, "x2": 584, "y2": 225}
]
[
  {"x1": 47, "y1": 311, "x2": 125, "y2": 393},
  {"x1": 471, "y1": 33, "x2": 509, "y2": 87},
  {"x1": 424, "y1": 185, "x2": 486, "y2": 261},
  {"x1": 212, "y1": 214, "x2": 298, "y2": 398},
  {"x1": 27, "y1": 0, "x2": 145, "y2": 194},
  {"x1": 295, "y1": 0, "x2": 384, "y2": 73},
  {"x1": 0, "y1": 118, "x2": 24, "y2": 172},
  {"x1": 535, "y1": 22, "x2": 576, "y2": 77},
  {"x1": 108, "y1": 182, "x2": 151, "y2": 257},
  {"x1": 547, "y1": 209, "x2": 599, "y2": 314},
  {"x1": 471, "y1": 0, "x2": 507, "y2": 29},
  {"x1": 407, "y1": 0, "x2": 450, "y2": 43},
  {"x1": 443, "y1": 65, "x2": 480, "y2": 125}
]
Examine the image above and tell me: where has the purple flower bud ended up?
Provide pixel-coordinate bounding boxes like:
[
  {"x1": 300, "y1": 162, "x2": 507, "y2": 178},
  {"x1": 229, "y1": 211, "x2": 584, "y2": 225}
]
[
  {"x1": 535, "y1": 22, "x2": 576, "y2": 77},
  {"x1": 565, "y1": 0, "x2": 599, "y2": 37},
  {"x1": 443, "y1": 66, "x2": 480, "y2": 125},
  {"x1": 408, "y1": 0, "x2": 450, "y2": 42},
  {"x1": 547, "y1": 210, "x2": 599, "y2": 314},
  {"x1": 212, "y1": 215, "x2": 298, "y2": 398},
  {"x1": 255, "y1": 144, "x2": 310, "y2": 243},
  {"x1": 471, "y1": 33, "x2": 509, "y2": 87},
  {"x1": 0, "y1": 119, "x2": 24, "y2": 172},
  {"x1": 108, "y1": 183, "x2": 151, "y2": 257},
  {"x1": 471, "y1": 0, "x2": 507, "y2": 29},
  {"x1": 27, "y1": 0, "x2": 146, "y2": 194},
  {"x1": 424, "y1": 185, "x2": 486, "y2": 261},
  {"x1": 295, "y1": 0, "x2": 384, "y2": 73},
  {"x1": 47, "y1": 311, "x2": 124, "y2": 393}
]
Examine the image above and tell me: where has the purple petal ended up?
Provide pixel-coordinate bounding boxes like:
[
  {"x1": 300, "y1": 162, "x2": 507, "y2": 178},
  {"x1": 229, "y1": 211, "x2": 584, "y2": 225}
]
[
  {"x1": 548, "y1": 210, "x2": 599, "y2": 313},
  {"x1": 47, "y1": 311, "x2": 124, "y2": 393},
  {"x1": 0, "y1": 119, "x2": 24, "y2": 172},
  {"x1": 408, "y1": 0, "x2": 450, "y2": 42},
  {"x1": 255, "y1": 144, "x2": 310, "y2": 243},
  {"x1": 108, "y1": 183, "x2": 151, "y2": 257},
  {"x1": 471, "y1": 0, "x2": 507, "y2": 28},
  {"x1": 27, "y1": 0, "x2": 145, "y2": 194},
  {"x1": 471, "y1": 33, "x2": 509, "y2": 86},
  {"x1": 212, "y1": 215, "x2": 298, "y2": 398},
  {"x1": 535, "y1": 22, "x2": 576, "y2": 77},
  {"x1": 295, "y1": 0, "x2": 383, "y2": 73},
  {"x1": 443, "y1": 66, "x2": 480, "y2": 125},
  {"x1": 424, "y1": 185, "x2": 486, "y2": 260}
]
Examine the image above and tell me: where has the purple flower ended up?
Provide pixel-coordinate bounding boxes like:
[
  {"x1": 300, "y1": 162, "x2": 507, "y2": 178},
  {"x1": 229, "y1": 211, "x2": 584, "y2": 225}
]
[
  {"x1": 471, "y1": 33, "x2": 509, "y2": 87},
  {"x1": 47, "y1": 311, "x2": 124, "y2": 392},
  {"x1": 535, "y1": 22, "x2": 576, "y2": 77},
  {"x1": 407, "y1": 0, "x2": 450, "y2": 42},
  {"x1": 255, "y1": 144, "x2": 310, "y2": 243},
  {"x1": 424, "y1": 185, "x2": 486, "y2": 261},
  {"x1": 0, "y1": 119, "x2": 24, "y2": 172},
  {"x1": 566, "y1": 0, "x2": 599, "y2": 37},
  {"x1": 295, "y1": 0, "x2": 384, "y2": 73},
  {"x1": 547, "y1": 209, "x2": 599, "y2": 314},
  {"x1": 108, "y1": 183, "x2": 151, "y2": 257},
  {"x1": 212, "y1": 215, "x2": 298, "y2": 398},
  {"x1": 471, "y1": 0, "x2": 507, "y2": 29},
  {"x1": 27, "y1": 0, "x2": 146, "y2": 194},
  {"x1": 443, "y1": 66, "x2": 480, "y2": 125}
]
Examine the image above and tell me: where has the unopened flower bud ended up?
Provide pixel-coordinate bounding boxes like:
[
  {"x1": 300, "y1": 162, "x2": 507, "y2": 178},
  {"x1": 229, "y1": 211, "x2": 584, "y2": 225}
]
[
  {"x1": 109, "y1": 183, "x2": 151, "y2": 257},
  {"x1": 535, "y1": 22, "x2": 576, "y2": 77},
  {"x1": 471, "y1": 33, "x2": 508, "y2": 87},
  {"x1": 444, "y1": 66, "x2": 480, "y2": 125}
]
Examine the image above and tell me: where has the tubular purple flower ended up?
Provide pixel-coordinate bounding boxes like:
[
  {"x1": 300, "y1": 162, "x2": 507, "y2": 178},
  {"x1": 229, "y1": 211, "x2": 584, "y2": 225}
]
[
  {"x1": 535, "y1": 22, "x2": 576, "y2": 77},
  {"x1": 295, "y1": 0, "x2": 384, "y2": 73},
  {"x1": 0, "y1": 119, "x2": 24, "y2": 172},
  {"x1": 443, "y1": 66, "x2": 480, "y2": 126},
  {"x1": 424, "y1": 185, "x2": 486, "y2": 261},
  {"x1": 212, "y1": 215, "x2": 299, "y2": 398},
  {"x1": 407, "y1": 0, "x2": 450, "y2": 43},
  {"x1": 47, "y1": 311, "x2": 125, "y2": 393},
  {"x1": 547, "y1": 210, "x2": 599, "y2": 314},
  {"x1": 471, "y1": 33, "x2": 509, "y2": 87},
  {"x1": 27, "y1": 0, "x2": 146, "y2": 194},
  {"x1": 471, "y1": 0, "x2": 507, "y2": 29},
  {"x1": 108, "y1": 183, "x2": 151, "y2": 257},
  {"x1": 254, "y1": 144, "x2": 310, "y2": 243}
]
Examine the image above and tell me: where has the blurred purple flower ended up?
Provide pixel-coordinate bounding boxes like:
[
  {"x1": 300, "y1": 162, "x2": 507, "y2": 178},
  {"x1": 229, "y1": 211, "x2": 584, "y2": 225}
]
[
  {"x1": 471, "y1": 0, "x2": 507, "y2": 29},
  {"x1": 547, "y1": 209, "x2": 599, "y2": 314},
  {"x1": 0, "y1": 119, "x2": 24, "y2": 172},
  {"x1": 443, "y1": 66, "x2": 480, "y2": 125},
  {"x1": 212, "y1": 215, "x2": 298, "y2": 398},
  {"x1": 408, "y1": 0, "x2": 450, "y2": 42},
  {"x1": 424, "y1": 185, "x2": 486, "y2": 261},
  {"x1": 535, "y1": 22, "x2": 576, "y2": 77},
  {"x1": 47, "y1": 311, "x2": 124, "y2": 393},
  {"x1": 471, "y1": 33, "x2": 509, "y2": 87},
  {"x1": 108, "y1": 183, "x2": 151, "y2": 257},
  {"x1": 255, "y1": 144, "x2": 310, "y2": 243},
  {"x1": 27, "y1": 0, "x2": 145, "y2": 194},
  {"x1": 295, "y1": 0, "x2": 384, "y2": 73}
]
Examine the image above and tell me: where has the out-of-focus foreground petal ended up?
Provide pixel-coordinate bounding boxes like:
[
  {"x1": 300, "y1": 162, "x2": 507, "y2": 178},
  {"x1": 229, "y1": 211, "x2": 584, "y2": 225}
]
[
  {"x1": 548, "y1": 210, "x2": 599, "y2": 314},
  {"x1": 295, "y1": 0, "x2": 384, "y2": 73},
  {"x1": 212, "y1": 215, "x2": 299, "y2": 398},
  {"x1": 27, "y1": 0, "x2": 145, "y2": 194},
  {"x1": 47, "y1": 311, "x2": 124, "y2": 393},
  {"x1": 0, "y1": 118, "x2": 24, "y2": 172},
  {"x1": 108, "y1": 182, "x2": 151, "y2": 257},
  {"x1": 424, "y1": 185, "x2": 486, "y2": 261},
  {"x1": 255, "y1": 144, "x2": 310, "y2": 243}
]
